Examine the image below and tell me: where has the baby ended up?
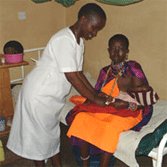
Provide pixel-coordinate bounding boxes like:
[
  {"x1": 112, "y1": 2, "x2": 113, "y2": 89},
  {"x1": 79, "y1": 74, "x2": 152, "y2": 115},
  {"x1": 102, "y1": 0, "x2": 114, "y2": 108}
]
[{"x1": 3, "y1": 40, "x2": 24, "y2": 54}]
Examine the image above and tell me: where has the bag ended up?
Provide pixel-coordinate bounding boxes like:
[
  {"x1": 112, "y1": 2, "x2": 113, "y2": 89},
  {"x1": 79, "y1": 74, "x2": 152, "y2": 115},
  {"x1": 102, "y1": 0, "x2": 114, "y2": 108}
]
[{"x1": 128, "y1": 86, "x2": 159, "y2": 106}]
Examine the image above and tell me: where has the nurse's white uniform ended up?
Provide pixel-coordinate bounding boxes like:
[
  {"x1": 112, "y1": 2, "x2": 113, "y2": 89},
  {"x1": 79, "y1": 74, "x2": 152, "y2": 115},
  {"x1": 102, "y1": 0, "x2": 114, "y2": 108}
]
[{"x1": 7, "y1": 27, "x2": 84, "y2": 160}]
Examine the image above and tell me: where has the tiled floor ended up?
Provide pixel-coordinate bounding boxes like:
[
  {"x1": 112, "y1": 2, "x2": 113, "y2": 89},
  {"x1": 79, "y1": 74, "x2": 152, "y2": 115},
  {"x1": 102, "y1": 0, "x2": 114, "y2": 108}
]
[{"x1": 1, "y1": 123, "x2": 167, "y2": 167}]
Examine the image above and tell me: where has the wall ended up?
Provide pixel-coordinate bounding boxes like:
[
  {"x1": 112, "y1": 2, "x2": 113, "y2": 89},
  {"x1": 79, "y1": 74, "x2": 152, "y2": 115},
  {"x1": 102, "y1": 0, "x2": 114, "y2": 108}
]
[
  {"x1": 66, "y1": 0, "x2": 167, "y2": 100},
  {"x1": 0, "y1": 0, "x2": 66, "y2": 49},
  {"x1": 0, "y1": 0, "x2": 65, "y2": 79}
]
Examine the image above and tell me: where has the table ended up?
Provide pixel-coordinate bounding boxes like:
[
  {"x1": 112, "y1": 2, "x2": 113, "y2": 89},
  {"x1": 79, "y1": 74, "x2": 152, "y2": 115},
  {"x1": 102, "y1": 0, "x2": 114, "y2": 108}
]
[{"x1": 0, "y1": 61, "x2": 28, "y2": 137}]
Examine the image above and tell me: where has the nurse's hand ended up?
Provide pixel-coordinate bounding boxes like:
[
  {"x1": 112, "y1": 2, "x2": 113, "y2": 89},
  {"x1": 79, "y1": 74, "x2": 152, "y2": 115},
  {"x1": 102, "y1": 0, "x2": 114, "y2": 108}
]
[
  {"x1": 111, "y1": 99, "x2": 129, "y2": 109},
  {"x1": 94, "y1": 95, "x2": 107, "y2": 106}
]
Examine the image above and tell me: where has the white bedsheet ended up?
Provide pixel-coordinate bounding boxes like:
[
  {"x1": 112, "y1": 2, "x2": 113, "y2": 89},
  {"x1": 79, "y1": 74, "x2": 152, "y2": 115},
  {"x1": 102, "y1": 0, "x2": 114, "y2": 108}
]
[{"x1": 114, "y1": 100, "x2": 167, "y2": 167}]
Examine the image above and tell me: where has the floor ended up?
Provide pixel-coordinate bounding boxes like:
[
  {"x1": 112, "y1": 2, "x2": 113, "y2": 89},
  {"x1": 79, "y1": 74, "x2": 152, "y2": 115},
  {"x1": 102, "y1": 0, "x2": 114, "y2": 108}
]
[{"x1": 0, "y1": 123, "x2": 167, "y2": 167}]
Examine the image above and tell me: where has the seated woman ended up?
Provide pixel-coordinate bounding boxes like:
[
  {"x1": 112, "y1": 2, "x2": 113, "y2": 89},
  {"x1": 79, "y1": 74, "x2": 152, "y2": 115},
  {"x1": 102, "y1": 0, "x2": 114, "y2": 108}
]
[{"x1": 66, "y1": 34, "x2": 159, "y2": 167}]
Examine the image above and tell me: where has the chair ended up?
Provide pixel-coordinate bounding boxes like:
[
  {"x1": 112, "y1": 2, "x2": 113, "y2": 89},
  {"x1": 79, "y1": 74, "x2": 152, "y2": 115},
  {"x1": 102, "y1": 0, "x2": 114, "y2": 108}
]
[{"x1": 148, "y1": 133, "x2": 167, "y2": 167}]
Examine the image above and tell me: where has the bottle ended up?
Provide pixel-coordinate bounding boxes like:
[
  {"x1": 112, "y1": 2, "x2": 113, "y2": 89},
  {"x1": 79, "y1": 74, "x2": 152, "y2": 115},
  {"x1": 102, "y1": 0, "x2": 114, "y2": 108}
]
[{"x1": 0, "y1": 112, "x2": 6, "y2": 132}]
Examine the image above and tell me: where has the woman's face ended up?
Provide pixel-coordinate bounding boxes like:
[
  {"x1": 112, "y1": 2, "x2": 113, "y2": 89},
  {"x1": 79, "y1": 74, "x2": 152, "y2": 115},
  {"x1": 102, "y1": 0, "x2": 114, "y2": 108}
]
[
  {"x1": 80, "y1": 15, "x2": 106, "y2": 40},
  {"x1": 108, "y1": 40, "x2": 129, "y2": 64}
]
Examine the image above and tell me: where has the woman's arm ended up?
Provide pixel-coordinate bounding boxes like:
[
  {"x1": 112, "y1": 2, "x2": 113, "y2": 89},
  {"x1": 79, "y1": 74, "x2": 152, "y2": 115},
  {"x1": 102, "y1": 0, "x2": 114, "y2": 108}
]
[
  {"x1": 130, "y1": 76, "x2": 150, "y2": 92},
  {"x1": 109, "y1": 98, "x2": 144, "y2": 110}
]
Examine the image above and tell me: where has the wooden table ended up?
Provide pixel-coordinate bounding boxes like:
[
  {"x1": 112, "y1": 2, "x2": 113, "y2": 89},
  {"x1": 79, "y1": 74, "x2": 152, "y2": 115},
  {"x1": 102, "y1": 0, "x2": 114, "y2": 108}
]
[{"x1": 0, "y1": 61, "x2": 28, "y2": 137}]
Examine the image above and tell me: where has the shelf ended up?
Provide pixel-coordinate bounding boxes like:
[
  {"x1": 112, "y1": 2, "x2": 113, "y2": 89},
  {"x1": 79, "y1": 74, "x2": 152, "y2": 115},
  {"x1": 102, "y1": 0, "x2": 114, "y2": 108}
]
[{"x1": 0, "y1": 61, "x2": 29, "y2": 69}]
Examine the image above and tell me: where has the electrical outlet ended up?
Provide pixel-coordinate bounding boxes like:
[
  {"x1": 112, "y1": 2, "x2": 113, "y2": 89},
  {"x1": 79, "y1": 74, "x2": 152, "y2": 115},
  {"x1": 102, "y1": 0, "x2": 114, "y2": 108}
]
[{"x1": 18, "y1": 11, "x2": 26, "y2": 20}]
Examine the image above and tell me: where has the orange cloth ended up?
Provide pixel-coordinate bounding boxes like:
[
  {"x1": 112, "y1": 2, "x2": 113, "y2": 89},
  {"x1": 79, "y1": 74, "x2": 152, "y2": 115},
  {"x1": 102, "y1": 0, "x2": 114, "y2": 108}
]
[
  {"x1": 67, "y1": 112, "x2": 142, "y2": 153},
  {"x1": 67, "y1": 78, "x2": 142, "y2": 153}
]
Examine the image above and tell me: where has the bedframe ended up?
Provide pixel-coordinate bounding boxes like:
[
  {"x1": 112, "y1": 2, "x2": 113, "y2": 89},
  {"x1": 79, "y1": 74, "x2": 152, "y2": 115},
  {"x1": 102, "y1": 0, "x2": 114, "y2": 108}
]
[{"x1": 11, "y1": 47, "x2": 167, "y2": 167}]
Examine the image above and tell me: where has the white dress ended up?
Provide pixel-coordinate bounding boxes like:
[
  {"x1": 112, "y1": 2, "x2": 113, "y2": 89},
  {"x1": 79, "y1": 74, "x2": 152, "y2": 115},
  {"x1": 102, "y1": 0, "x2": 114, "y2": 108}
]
[{"x1": 7, "y1": 27, "x2": 84, "y2": 160}]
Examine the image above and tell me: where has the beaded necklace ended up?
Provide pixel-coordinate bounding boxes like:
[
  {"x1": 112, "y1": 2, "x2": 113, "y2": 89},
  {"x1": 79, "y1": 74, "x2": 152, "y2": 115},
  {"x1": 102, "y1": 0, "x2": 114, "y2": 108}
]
[
  {"x1": 101, "y1": 62, "x2": 126, "y2": 96},
  {"x1": 111, "y1": 62, "x2": 126, "y2": 77}
]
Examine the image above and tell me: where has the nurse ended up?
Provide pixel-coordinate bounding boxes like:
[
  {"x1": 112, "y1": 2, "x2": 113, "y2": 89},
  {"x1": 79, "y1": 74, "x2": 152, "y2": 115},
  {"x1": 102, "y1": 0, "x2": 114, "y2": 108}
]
[{"x1": 7, "y1": 3, "x2": 108, "y2": 167}]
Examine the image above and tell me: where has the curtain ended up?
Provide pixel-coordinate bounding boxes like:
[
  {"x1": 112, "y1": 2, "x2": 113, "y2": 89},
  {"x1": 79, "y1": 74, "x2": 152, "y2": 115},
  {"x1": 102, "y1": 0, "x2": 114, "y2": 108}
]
[
  {"x1": 97, "y1": 0, "x2": 143, "y2": 6},
  {"x1": 31, "y1": 0, "x2": 143, "y2": 7}
]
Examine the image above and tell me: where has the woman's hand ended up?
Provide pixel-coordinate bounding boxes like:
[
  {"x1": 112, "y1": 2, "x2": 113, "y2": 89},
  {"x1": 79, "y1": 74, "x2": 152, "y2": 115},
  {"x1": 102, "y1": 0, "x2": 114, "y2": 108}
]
[
  {"x1": 111, "y1": 99, "x2": 129, "y2": 109},
  {"x1": 95, "y1": 94, "x2": 117, "y2": 106}
]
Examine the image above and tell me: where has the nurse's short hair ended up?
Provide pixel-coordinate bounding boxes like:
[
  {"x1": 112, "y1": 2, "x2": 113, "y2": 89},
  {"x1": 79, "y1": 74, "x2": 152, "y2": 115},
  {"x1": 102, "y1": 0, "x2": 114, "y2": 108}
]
[{"x1": 78, "y1": 3, "x2": 106, "y2": 21}]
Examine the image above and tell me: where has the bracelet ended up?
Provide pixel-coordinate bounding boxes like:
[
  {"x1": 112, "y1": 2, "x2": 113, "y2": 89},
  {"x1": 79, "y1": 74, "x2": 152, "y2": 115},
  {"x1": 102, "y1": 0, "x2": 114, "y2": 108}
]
[
  {"x1": 128, "y1": 102, "x2": 138, "y2": 111},
  {"x1": 80, "y1": 155, "x2": 90, "y2": 161},
  {"x1": 105, "y1": 100, "x2": 110, "y2": 105},
  {"x1": 105, "y1": 98, "x2": 115, "y2": 105}
]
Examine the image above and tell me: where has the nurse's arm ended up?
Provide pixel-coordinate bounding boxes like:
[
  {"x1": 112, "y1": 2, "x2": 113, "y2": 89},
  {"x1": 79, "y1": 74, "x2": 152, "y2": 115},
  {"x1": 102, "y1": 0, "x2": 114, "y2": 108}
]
[{"x1": 65, "y1": 71, "x2": 106, "y2": 106}]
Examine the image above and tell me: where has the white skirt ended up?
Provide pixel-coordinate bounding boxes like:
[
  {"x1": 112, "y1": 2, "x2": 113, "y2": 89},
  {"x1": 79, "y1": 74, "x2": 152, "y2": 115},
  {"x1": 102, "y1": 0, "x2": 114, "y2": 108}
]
[{"x1": 7, "y1": 67, "x2": 70, "y2": 160}]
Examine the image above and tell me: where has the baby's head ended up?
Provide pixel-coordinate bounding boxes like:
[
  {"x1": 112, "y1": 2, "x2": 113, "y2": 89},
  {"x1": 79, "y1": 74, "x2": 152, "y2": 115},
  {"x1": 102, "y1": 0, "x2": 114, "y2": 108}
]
[{"x1": 3, "y1": 40, "x2": 24, "y2": 54}]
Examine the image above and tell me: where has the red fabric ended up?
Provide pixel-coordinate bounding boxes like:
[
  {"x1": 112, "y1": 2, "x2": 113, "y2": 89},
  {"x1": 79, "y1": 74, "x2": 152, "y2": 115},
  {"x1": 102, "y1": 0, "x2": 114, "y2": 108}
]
[{"x1": 66, "y1": 103, "x2": 141, "y2": 125}]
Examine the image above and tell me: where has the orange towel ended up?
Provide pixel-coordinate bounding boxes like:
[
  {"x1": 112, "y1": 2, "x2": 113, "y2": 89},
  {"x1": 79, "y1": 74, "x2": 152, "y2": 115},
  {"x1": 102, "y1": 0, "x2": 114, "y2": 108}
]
[{"x1": 67, "y1": 111, "x2": 142, "y2": 153}]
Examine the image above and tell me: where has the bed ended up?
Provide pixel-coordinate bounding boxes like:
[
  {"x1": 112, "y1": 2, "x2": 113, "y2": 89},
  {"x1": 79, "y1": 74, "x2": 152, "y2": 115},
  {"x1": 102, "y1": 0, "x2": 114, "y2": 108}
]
[{"x1": 11, "y1": 47, "x2": 167, "y2": 167}]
